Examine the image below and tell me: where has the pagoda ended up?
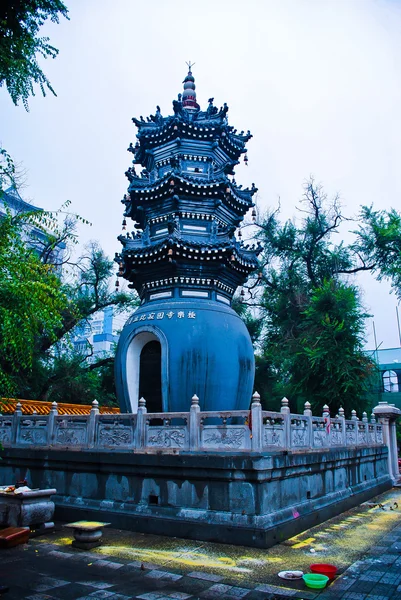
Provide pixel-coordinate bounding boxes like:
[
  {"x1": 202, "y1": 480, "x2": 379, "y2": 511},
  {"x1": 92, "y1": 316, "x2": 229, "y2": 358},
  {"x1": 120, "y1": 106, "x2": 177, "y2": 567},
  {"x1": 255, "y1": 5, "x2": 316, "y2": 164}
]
[{"x1": 115, "y1": 66, "x2": 260, "y2": 414}]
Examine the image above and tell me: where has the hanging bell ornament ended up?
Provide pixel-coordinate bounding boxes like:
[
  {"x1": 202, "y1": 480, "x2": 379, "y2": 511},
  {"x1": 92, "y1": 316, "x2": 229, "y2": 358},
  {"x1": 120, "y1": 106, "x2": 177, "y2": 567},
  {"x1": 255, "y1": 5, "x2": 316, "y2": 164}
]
[
  {"x1": 122, "y1": 218, "x2": 127, "y2": 231},
  {"x1": 238, "y1": 229, "x2": 242, "y2": 239},
  {"x1": 115, "y1": 279, "x2": 120, "y2": 289},
  {"x1": 244, "y1": 154, "x2": 248, "y2": 166},
  {"x1": 252, "y1": 207, "x2": 257, "y2": 222},
  {"x1": 168, "y1": 248, "x2": 173, "y2": 262},
  {"x1": 231, "y1": 254, "x2": 235, "y2": 262}
]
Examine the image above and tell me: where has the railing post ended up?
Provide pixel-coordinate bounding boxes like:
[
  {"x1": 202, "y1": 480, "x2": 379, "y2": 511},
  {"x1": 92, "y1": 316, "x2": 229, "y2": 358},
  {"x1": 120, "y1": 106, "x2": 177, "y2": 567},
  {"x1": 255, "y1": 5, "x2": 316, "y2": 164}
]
[
  {"x1": 303, "y1": 401, "x2": 312, "y2": 449},
  {"x1": 47, "y1": 401, "x2": 58, "y2": 445},
  {"x1": 281, "y1": 397, "x2": 291, "y2": 449},
  {"x1": 12, "y1": 402, "x2": 22, "y2": 444},
  {"x1": 323, "y1": 404, "x2": 330, "y2": 447},
  {"x1": 338, "y1": 407, "x2": 346, "y2": 446},
  {"x1": 351, "y1": 409, "x2": 359, "y2": 446},
  {"x1": 135, "y1": 397, "x2": 147, "y2": 449},
  {"x1": 189, "y1": 394, "x2": 200, "y2": 451},
  {"x1": 373, "y1": 401, "x2": 401, "y2": 483},
  {"x1": 362, "y1": 411, "x2": 368, "y2": 445},
  {"x1": 251, "y1": 391, "x2": 262, "y2": 451},
  {"x1": 88, "y1": 400, "x2": 99, "y2": 448},
  {"x1": 370, "y1": 412, "x2": 377, "y2": 444}
]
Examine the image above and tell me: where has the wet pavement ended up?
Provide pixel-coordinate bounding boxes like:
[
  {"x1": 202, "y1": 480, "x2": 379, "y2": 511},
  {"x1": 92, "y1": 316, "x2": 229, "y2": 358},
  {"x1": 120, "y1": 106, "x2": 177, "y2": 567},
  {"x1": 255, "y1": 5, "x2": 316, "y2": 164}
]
[{"x1": 1, "y1": 487, "x2": 401, "y2": 599}]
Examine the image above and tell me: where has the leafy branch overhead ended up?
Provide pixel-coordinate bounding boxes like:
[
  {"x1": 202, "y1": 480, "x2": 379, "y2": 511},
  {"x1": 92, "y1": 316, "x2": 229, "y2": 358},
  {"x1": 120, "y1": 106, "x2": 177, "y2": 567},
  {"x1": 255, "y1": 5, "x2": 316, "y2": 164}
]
[{"x1": 0, "y1": 0, "x2": 69, "y2": 108}]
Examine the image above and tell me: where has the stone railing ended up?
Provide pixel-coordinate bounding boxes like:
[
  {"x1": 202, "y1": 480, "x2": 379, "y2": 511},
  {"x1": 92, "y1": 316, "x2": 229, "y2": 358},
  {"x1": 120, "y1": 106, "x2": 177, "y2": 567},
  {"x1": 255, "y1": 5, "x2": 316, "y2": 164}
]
[{"x1": 0, "y1": 393, "x2": 385, "y2": 454}]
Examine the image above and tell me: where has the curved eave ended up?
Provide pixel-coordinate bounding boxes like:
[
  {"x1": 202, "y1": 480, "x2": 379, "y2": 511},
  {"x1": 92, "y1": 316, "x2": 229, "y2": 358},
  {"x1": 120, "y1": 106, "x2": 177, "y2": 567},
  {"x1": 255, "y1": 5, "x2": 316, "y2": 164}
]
[
  {"x1": 125, "y1": 177, "x2": 253, "y2": 214},
  {"x1": 134, "y1": 121, "x2": 221, "y2": 157},
  {"x1": 118, "y1": 239, "x2": 258, "y2": 273}
]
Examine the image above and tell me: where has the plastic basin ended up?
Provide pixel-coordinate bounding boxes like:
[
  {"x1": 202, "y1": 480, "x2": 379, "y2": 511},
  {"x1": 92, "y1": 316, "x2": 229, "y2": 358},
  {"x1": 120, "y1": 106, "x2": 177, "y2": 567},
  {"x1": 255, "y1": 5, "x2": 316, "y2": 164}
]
[
  {"x1": 303, "y1": 573, "x2": 329, "y2": 589},
  {"x1": 310, "y1": 563, "x2": 338, "y2": 580}
]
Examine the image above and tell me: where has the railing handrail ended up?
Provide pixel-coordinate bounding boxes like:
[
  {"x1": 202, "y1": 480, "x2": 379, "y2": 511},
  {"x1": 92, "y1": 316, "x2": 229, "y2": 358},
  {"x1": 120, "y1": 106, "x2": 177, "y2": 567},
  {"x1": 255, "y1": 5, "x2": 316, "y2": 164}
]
[{"x1": 0, "y1": 396, "x2": 388, "y2": 454}]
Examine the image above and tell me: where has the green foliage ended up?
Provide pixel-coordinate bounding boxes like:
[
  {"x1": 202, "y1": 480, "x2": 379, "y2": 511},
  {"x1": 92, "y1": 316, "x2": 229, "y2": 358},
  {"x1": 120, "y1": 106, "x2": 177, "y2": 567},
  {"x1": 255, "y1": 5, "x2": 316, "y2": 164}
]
[
  {"x1": 0, "y1": 148, "x2": 16, "y2": 192},
  {"x1": 0, "y1": 210, "x2": 68, "y2": 396},
  {"x1": 231, "y1": 296, "x2": 263, "y2": 346},
  {"x1": 0, "y1": 198, "x2": 138, "y2": 401},
  {"x1": 254, "y1": 179, "x2": 380, "y2": 415},
  {"x1": 354, "y1": 205, "x2": 401, "y2": 301},
  {"x1": 18, "y1": 350, "x2": 118, "y2": 406},
  {"x1": 0, "y1": 0, "x2": 69, "y2": 109},
  {"x1": 288, "y1": 280, "x2": 375, "y2": 415}
]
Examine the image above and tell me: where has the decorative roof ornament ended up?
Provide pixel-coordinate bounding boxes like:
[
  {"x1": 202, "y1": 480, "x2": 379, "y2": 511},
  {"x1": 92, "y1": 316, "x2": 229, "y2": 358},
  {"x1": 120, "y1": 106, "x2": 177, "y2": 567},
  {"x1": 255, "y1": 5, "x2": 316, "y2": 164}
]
[{"x1": 182, "y1": 61, "x2": 200, "y2": 111}]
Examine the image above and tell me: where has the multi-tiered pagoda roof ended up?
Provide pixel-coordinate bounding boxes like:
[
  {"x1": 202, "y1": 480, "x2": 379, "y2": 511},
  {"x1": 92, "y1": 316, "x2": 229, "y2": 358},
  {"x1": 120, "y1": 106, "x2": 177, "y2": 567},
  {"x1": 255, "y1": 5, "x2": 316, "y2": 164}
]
[{"x1": 116, "y1": 67, "x2": 260, "y2": 304}]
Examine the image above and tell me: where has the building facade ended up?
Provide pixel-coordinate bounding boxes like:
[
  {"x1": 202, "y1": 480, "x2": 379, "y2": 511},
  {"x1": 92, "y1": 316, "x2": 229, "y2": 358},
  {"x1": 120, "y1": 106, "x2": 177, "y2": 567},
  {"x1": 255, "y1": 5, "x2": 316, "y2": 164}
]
[
  {"x1": 369, "y1": 347, "x2": 401, "y2": 409},
  {"x1": 72, "y1": 307, "x2": 127, "y2": 358},
  {"x1": 0, "y1": 186, "x2": 65, "y2": 269}
]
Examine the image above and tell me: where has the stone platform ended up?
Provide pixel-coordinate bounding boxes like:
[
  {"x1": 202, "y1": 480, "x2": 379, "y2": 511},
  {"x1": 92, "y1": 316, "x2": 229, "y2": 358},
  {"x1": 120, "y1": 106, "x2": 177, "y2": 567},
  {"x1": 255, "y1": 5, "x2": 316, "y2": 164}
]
[{"x1": 0, "y1": 444, "x2": 391, "y2": 548}]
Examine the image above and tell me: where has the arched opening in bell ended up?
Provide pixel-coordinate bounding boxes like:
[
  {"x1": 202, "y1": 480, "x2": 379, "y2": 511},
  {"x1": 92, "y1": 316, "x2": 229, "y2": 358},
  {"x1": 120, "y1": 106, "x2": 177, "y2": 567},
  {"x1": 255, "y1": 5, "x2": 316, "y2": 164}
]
[
  {"x1": 139, "y1": 340, "x2": 162, "y2": 412},
  {"x1": 125, "y1": 330, "x2": 167, "y2": 413}
]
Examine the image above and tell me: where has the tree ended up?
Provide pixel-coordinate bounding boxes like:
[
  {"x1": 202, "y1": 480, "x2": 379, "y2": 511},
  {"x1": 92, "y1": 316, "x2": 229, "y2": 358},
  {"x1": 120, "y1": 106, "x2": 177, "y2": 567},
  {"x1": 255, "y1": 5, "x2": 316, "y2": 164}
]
[
  {"x1": 0, "y1": 208, "x2": 69, "y2": 396},
  {"x1": 249, "y1": 179, "x2": 398, "y2": 416},
  {"x1": 0, "y1": 197, "x2": 138, "y2": 401},
  {"x1": 0, "y1": 0, "x2": 69, "y2": 109}
]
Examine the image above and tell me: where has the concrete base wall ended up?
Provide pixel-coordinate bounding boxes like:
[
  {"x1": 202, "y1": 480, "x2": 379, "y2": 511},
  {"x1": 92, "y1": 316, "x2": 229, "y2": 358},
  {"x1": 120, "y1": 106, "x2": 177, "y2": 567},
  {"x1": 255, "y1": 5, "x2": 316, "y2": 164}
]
[{"x1": 0, "y1": 446, "x2": 392, "y2": 548}]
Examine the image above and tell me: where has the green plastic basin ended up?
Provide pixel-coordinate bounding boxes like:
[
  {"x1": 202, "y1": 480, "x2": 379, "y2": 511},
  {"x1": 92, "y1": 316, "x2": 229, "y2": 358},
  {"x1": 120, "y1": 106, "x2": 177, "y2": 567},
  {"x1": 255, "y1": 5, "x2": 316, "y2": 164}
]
[{"x1": 303, "y1": 573, "x2": 329, "y2": 589}]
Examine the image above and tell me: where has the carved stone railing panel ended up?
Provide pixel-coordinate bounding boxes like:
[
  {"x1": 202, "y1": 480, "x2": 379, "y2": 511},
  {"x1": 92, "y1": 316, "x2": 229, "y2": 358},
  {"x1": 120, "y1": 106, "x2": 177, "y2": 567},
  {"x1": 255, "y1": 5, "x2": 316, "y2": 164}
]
[
  {"x1": 312, "y1": 417, "x2": 329, "y2": 448},
  {"x1": 147, "y1": 426, "x2": 188, "y2": 449},
  {"x1": 145, "y1": 412, "x2": 189, "y2": 450},
  {"x1": 201, "y1": 425, "x2": 249, "y2": 450},
  {"x1": 17, "y1": 416, "x2": 48, "y2": 446},
  {"x1": 346, "y1": 422, "x2": 357, "y2": 446},
  {"x1": 0, "y1": 417, "x2": 13, "y2": 446},
  {"x1": 329, "y1": 419, "x2": 344, "y2": 446},
  {"x1": 290, "y1": 415, "x2": 309, "y2": 448},
  {"x1": 96, "y1": 414, "x2": 137, "y2": 448},
  {"x1": 376, "y1": 423, "x2": 383, "y2": 445},
  {"x1": 368, "y1": 423, "x2": 377, "y2": 445},
  {"x1": 357, "y1": 422, "x2": 368, "y2": 446},
  {"x1": 197, "y1": 410, "x2": 250, "y2": 451},
  {"x1": 52, "y1": 415, "x2": 89, "y2": 447},
  {"x1": 262, "y1": 412, "x2": 285, "y2": 449}
]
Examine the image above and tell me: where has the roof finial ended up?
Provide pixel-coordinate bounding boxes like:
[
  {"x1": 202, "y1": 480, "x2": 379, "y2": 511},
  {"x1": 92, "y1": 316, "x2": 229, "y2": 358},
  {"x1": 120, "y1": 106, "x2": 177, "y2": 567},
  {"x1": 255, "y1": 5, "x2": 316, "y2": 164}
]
[{"x1": 182, "y1": 61, "x2": 199, "y2": 111}]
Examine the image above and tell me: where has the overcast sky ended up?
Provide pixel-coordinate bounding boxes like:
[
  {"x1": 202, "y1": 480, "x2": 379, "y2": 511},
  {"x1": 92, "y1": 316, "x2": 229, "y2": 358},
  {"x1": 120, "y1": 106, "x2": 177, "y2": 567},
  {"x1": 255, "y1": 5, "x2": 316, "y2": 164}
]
[{"x1": 1, "y1": 0, "x2": 401, "y2": 350}]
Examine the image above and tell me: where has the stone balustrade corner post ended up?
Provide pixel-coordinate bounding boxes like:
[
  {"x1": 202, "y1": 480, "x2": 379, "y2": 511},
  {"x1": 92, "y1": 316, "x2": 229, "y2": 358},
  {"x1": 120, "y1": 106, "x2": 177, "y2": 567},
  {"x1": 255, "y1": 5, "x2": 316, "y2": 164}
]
[{"x1": 373, "y1": 401, "x2": 401, "y2": 484}]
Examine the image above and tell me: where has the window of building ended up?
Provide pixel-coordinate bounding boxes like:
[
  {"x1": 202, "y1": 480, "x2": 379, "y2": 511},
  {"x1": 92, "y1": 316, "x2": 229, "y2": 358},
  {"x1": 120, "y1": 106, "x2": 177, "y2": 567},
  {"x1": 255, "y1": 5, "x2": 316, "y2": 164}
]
[{"x1": 383, "y1": 370, "x2": 399, "y2": 393}]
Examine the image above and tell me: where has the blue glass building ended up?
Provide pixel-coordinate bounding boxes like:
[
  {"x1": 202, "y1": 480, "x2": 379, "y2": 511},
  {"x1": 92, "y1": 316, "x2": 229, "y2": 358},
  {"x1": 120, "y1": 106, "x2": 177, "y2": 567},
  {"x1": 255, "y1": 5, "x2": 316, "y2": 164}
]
[{"x1": 115, "y1": 68, "x2": 260, "y2": 413}]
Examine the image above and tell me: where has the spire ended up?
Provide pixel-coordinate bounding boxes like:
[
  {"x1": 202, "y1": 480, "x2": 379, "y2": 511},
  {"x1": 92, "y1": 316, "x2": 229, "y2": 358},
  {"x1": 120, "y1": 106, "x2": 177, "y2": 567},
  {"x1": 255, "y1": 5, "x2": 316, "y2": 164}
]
[{"x1": 182, "y1": 61, "x2": 200, "y2": 111}]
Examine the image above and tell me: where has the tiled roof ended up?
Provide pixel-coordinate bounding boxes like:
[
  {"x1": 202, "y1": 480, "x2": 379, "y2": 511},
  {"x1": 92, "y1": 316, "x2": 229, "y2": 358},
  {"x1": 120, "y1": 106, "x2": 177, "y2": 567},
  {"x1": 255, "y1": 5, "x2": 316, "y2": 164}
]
[{"x1": 0, "y1": 398, "x2": 120, "y2": 415}]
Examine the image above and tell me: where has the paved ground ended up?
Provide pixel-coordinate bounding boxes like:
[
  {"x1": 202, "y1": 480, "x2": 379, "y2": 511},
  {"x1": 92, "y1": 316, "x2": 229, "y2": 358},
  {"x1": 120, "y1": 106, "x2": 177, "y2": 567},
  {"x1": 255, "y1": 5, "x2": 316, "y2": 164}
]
[{"x1": 1, "y1": 488, "x2": 401, "y2": 600}]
